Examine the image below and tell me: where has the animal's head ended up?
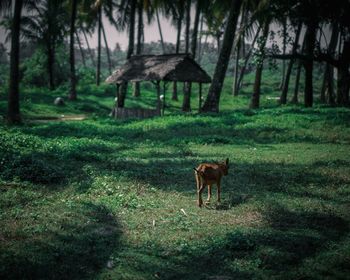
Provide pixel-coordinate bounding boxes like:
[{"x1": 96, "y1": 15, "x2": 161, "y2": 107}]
[{"x1": 220, "y1": 158, "x2": 229, "y2": 176}]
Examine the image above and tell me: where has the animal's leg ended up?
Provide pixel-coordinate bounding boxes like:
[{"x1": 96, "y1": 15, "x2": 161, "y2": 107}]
[
  {"x1": 217, "y1": 181, "x2": 221, "y2": 203},
  {"x1": 195, "y1": 172, "x2": 200, "y2": 191},
  {"x1": 197, "y1": 183, "x2": 205, "y2": 207},
  {"x1": 207, "y1": 184, "x2": 212, "y2": 202}
]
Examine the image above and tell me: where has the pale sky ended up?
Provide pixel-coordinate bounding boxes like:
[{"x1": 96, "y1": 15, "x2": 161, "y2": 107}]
[
  {"x1": 0, "y1": 11, "x2": 190, "y2": 52},
  {"x1": 86, "y1": 15, "x2": 178, "y2": 51}
]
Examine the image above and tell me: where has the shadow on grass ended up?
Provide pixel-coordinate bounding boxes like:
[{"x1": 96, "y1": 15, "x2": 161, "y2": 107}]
[
  {"x1": 108, "y1": 205, "x2": 348, "y2": 279},
  {"x1": 19, "y1": 114, "x2": 335, "y2": 145},
  {"x1": 0, "y1": 202, "x2": 121, "y2": 280}
]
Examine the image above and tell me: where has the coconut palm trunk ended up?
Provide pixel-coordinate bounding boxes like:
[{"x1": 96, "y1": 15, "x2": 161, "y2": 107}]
[
  {"x1": 236, "y1": 25, "x2": 261, "y2": 92},
  {"x1": 279, "y1": 18, "x2": 287, "y2": 90},
  {"x1": 279, "y1": 22, "x2": 302, "y2": 104},
  {"x1": 250, "y1": 21, "x2": 269, "y2": 109},
  {"x1": 197, "y1": 13, "x2": 204, "y2": 63},
  {"x1": 172, "y1": 1, "x2": 184, "y2": 101},
  {"x1": 156, "y1": 8, "x2": 165, "y2": 53},
  {"x1": 47, "y1": 40, "x2": 55, "y2": 90},
  {"x1": 82, "y1": 29, "x2": 96, "y2": 66},
  {"x1": 101, "y1": 22, "x2": 112, "y2": 74},
  {"x1": 320, "y1": 23, "x2": 339, "y2": 104},
  {"x1": 118, "y1": 0, "x2": 136, "y2": 108},
  {"x1": 233, "y1": 38, "x2": 241, "y2": 96},
  {"x1": 68, "y1": 0, "x2": 78, "y2": 100},
  {"x1": 133, "y1": 1, "x2": 143, "y2": 97},
  {"x1": 201, "y1": 0, "x2": 243, "y2": 113},
  {"x1": 96, "y1": 5, "x2": 102, "y2": 86},
  {"x1": 182, "y1": 0, "x2": 192, "y2": 112},
  {"x1": 7, "y1": 0, "x2": 24, "y2": 124},
  {"x1": 337, "y1": 39, "x2": 350, "y2": 106},
  {"x1": 75, "y1": 31, "x2": 86, "y2": 67},
  {"x1": 303, "y1": 20, "x2": 317, "y2": 107}
]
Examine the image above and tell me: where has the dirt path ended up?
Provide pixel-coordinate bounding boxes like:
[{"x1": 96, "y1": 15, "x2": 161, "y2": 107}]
[{"x1": 28, "y1": 114, "x2": 87, "y2": 123}]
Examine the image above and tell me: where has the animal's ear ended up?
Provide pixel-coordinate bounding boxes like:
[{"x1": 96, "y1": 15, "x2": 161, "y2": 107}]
[{"x1": 226, "y1": 158, "x2": 229, "y2": 165}]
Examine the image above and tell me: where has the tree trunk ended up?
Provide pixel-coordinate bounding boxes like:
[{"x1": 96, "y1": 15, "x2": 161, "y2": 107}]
[
  {"x1": 216, "y1": 34, "x2": 221, "y2": 54},
  {"x1": 291, "y1": 60, "x2": 302, "y2": 104},
  {"x1": 182, "y1": 83, "x2": 192, "y2": 112},
  {"x1": 279, "y1": 18, "x2": 287, "y2": 90},
  {"x1": 68, "y1": 0, "x2": 78, "y2": 100},
  {"x1": 75, "y1": 31, "x2": 86, "y2": 67},
  {"x1": 303, "y1": 21, "x2": 317, "y2": 107},
  {"x1": 337, "y1": 39, "x2": 350, "y2": 106},
  {"x1": 250, "y1": 21, "x2": 269, "y2": 109},
  {"x1": 47, "y1": 42, "x2": 55, "y2": 90},
  {"x1": 82, "y1": 28, "x2": 95, "y2": 67},
  {"x1": 237, "y1": 26, "x2": 261, "y2": 92},
  {"x1": 7, "y1": 0, "x2": 23, "y2": 124},
  {"x1": 118, "y1": 0, "x2": 136, "y2": 108},
  {"x1": 133, "y1": 2, "x2": 143, "y2": 97},
  {"x1": 182, "y1": 0, "x2": 192, "y2": 112},
  {"x1": 233, "y1": 38, "x2": 241, "y2": 96},
  {"x1": 96, "y1": 6, "x2": 102, "y2": 86},
  {"x1": 185, "y1": 0, "x2": 191, "y2": 54},
  {"x1": 172, "y1": 4, "x2": 184, "y2": 101},
  {"x1": 190, "y1": 0, "x2": 200, "y2": 59},
  {"x1": 197, "y1": 13, "x2": 204, "y2": 63},
  {"x1": 102, "y1": 22, "x2": 112, "y2": 74},
  {"x1": 201, "y1": 0, "x2": 243, "y2": 113},
  {"x1": 279, "y1": 22, "x2": 302, "y2": 104},
  {"x1": 156, "y1": 8, "x2": 165, "y2": 54},
  {"x1": 320, "y1": 23, "x2": 339, "y2": 103}
]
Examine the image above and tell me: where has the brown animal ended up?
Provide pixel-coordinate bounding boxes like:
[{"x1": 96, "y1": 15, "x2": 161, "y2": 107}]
[{"x1": 194, "y1": 158, "x2": 229, "y2": 207}]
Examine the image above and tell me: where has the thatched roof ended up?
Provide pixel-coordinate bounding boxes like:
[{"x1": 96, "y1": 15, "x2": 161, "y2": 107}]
[{"x1": 105, "y1": 54, "x2": 212, "y2": 84}]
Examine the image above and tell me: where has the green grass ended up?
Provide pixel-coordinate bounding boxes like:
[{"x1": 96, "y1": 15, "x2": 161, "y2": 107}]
[{"x1": 0, "y1": 70, "x2": 350, "y2": 279}]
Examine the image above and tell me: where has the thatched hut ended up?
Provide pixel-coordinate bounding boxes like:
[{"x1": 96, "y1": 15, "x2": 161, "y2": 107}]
[{"x1": 105, "y1": 54, "x2": 211, "y2": 118}]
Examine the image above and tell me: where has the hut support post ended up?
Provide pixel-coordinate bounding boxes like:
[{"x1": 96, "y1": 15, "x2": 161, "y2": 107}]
[
  {"x1": 199, "y1": 82, "x2": 202, "y2": 113},
  {"x1": 156, "y1": 81, "x2": 161, "y2": 116},
  {"x1": 162, "y1": 82, "x2": 166, "y2": 116},
  {"x1": 111, "y1": 83, "x2": 120, "y2": 117}
]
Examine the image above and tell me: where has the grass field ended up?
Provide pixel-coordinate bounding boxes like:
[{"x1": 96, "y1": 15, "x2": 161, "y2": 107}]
[{"x1": 0, "y1": 70, "x2": 350, "y2": 279}]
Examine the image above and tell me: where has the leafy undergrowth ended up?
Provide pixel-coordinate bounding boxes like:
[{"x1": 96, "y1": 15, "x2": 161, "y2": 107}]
[{"x1": 0, "y1": 71, "x2": 349, "y2": 279}]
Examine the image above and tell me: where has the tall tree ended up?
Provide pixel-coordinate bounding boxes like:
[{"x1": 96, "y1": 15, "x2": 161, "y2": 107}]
[
  {"x1": 171, "y1": 0, "x2": 185, "y2": 101},
  {"x1": 182, "y1": 0, "x2": 192, "y2": 112},
  {"x1": 7, "y1": 0, "x2": 24, "y2": 123},
  {"x1": 303, "y1": 19, "x2": 317, "y2": 107},
  {"x1": 68, "y1": 0, "x2": 78, "y2": 100},
  {"x1": 201, "y1": 0, "x2": 243, "y2": 113},
  {"x1": 249, "y1": 20, "x2": 269, "y2": 109},
  {"x1": 133, "y1": 0, "x2": 144, "y2": 97},
  {"x1": 96, "y1": 4, "x2": 102, "y2": 85},
  {"x1": 21, "y1": 0, "x2": 67, "y2": 90},
  {"x1": 117, "y1": 0, "x2": 136, "y2": 108},
  {"x1": 101, "y1": 21, "x2": 112, "y2": 74},
  {"x1": 279, "y1": 21, "x2": 302, "y2": 104},
  {"x1": 320, "y1": 23, "x2": 338, "y2": 104}
]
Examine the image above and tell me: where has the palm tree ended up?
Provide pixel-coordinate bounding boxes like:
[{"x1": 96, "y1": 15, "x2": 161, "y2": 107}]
[
  {"x1": 2, "y1": 0, "x2": 24, "y2": 123},
  {"x1": 320, "y1": 24, "x2": 338, "y2": 104},
  {"x1": 182, "y1": 0, "x2": 192, "y2": 112},
  {"x1": 116, "y1": 0, "x2": 136, "y2": 108},
  {"x1": 249, "y1": 20, "x2": 269, "y2": 109},
  {"x1": 133, "y1": 0, "x2": 145, "y2": 97},
  {"x1": 279, "y1": 21, "x2": 302, "y2": 104},
  {"x1": 201, "y1": 0, "x2": 243, "y2": 113},
  {"x1": 89, "y1": 0, "x2": 118, "y2": 86},
  {"x1": 21, "y1": 0, "x2": 67, "y2": 91},
  {"x1": 68, "y1": 0, "x2": 78, "y2": 100},
  {"x1": 170, "y1": 0, "x2": 185, "y2": 101}
]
